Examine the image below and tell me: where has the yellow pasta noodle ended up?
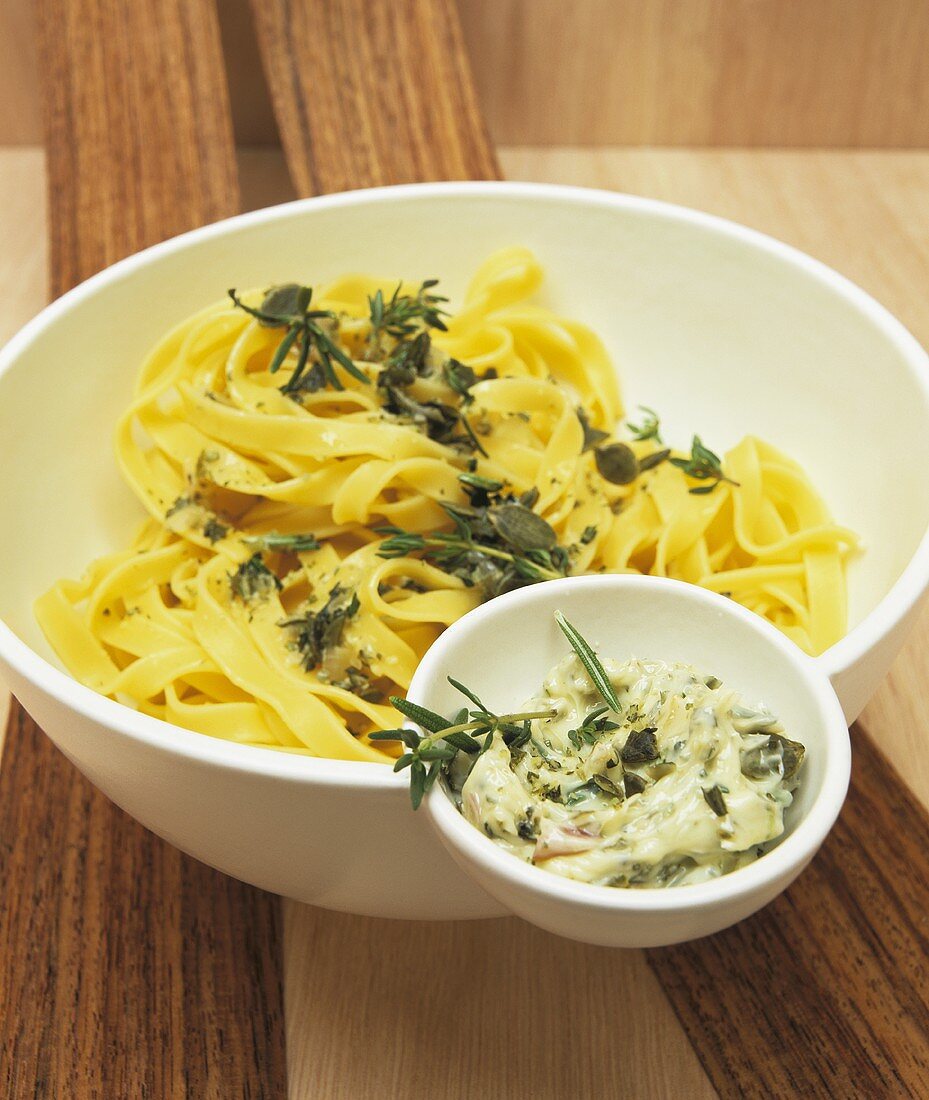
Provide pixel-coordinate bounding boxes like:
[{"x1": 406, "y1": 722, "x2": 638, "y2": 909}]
[{"x1": 35, "y1": 247, "x2": 857, "y2": 761}]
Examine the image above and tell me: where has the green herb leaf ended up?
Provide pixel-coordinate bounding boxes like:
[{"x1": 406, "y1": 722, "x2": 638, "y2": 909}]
[
  {"x1": 367, "y1": 279, "x2": 449, "y2": 354},
  {"x1": 623, "y1": 772, "x2": 648, "y2": 797},
  {"x1": 554, "y1": 611, "x2": 621, "y2": 712},
  {"x1": 389, "y1": 695, "x2": 452, "y2": 734},
  {"x1": 447, "y1": 676, "x2": 495, "y2": 716},
  {"x1": 410, "y1": 759, "x2": 428, "y2": 809},
  {"x1": 627, "y1": 406, "x2": 662, "y2": 443},
  {"x1": 670, "y1": 435, "x2": 739, "y2": 494},
  {"x1": 244, "y1": 532, "x2": 320, "y2": 552},
  {"x1": 638, "y1": 448, "x2": 671, "y2": 473}
]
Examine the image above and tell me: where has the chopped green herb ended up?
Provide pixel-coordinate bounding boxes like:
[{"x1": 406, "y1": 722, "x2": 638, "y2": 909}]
[
  {"x1": 279, "y1": 585, "x2": 360, "y2": 671},
  {"x1": 230, "y1": 553, "x2": 282, "y2": 602},
  {"x1": 203, "y1": 518, "x2": 228, "y2": 543}
]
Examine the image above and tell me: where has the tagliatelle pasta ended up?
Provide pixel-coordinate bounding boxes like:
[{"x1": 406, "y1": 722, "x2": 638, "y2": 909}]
[{"x1": 35, "y1": 247, "x2": 858, "y2": 761}]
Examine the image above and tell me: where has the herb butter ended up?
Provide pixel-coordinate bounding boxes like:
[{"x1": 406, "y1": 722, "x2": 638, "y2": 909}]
[{"x1": 445, "y1": 653, "x2": 804, "y2": 889}]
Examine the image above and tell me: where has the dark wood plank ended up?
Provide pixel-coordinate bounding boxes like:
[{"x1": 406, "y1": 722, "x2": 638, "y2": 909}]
[
  {"x1": 650, "y1": 723, "x2": 929, "y2": 1099},
  {"x1": 253, "y1": 4, "x2": 929, "y2": 1097},
  {"x1": 0, "y1": 3, "x2": 286, "y2": 1097},
  {"x1": 249, "y1": 0, "x2": 500, "y2": 194}
]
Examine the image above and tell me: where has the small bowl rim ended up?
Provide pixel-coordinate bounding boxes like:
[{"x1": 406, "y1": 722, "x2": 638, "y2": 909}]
[
  {"x1": 421, "y1": 573, "x2": 851, "y2": 914},
  {"x1": 0, "y1": 178, "x2": 925, "y2": 787}
]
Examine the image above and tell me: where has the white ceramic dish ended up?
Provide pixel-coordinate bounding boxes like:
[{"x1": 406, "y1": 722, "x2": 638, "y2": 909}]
[
  {"x1": 418, "y1": 575, "x2": 850, "y2": 947},
  {"x1": 0, "y1": 181, "x2": 928, "y2": 920}
]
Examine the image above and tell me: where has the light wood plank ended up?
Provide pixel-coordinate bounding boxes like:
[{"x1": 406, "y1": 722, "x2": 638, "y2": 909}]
[{"x1": 283, "y1": 903, "x2": 717, "y2": 1100}]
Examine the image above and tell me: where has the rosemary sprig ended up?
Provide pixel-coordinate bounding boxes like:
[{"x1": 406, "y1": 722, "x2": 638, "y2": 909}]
[
  {"x1": 229, "y1": 284, "x2": 370, "y2": 394},
  {"x1": 379, "y1": 613, "x2": 628, "y2": 808},
  {"x1": 554, "y1": 611, "x2": 621, "y2": 712},
  {"x1": 627, "y1": 405, "x2": 663, "y2": 443},
  {"x1": 670, "y1": 435, "x2": 740, "y2": 495},
  {"x1": 372, "y1": 677, "x2": 557, "y2": 808},
  {"x1": 368, "y1": 279, "x2": 449, "y2": 349},
  {"x1": 243, "y1": 532, "x2": 320, "y2": 552},
  {"x1": 378, "y1": 528, "x2": 567, "y2": 583}
]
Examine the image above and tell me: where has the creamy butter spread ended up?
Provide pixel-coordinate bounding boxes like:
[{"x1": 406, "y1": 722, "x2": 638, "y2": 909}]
[{"x1": 446, "y1": 654, "x2": 804, "y2": 888}]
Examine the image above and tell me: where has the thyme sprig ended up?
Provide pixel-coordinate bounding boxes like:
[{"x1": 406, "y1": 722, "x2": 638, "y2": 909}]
[
  {"x1": 367, "y1": 279, "x2": 449, "y2": 350},
  {"x1": 670, "y1": 435, "x2": 740, "y2": 495},
  {"x1": 372, "y1": 678, "x2": 557, "y2": 808},
  {"x1": 229, "y1": 284, "x2": 370, "y2": 394},
  {"x1": 376, "y1": 489, "x2": 569, "y2": 596},
  {"x1": 627, "y1": 405, "x2": 663, "y2": 443},
  {"x1": 566, "y1": 704, "x2": 620, "y2": 749}
]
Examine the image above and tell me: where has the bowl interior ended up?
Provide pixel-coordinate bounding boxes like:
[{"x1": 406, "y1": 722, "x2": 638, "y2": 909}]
[
  {"x1": 1, "y1": 183, "x2": 928, "y2": 665},
  {"x1": 412, "y1": 574, "x2": 847, "y2": 866}
]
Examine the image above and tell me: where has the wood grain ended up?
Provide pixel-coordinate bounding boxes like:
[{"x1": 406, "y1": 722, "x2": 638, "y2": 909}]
[
  {"x1": 283, "y1": 905, "x2": 717, "y2": 1100},
  {"x1": 463, "y1": 0, "x2": 929, "y2": 148},
  {"x1": 0, "y1": 4, "x2": 286, "y2": 1097},
  {"x1": 10, "y1": 0, "x2": 929, "y2": 148},
  {"x1": 249, "y1": 0, "x2": 499, "y2": 194}
]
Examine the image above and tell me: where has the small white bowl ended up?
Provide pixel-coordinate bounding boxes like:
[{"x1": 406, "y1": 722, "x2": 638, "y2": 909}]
[{"x1": 416, "y1": 575, "x2": 850, "y2": 947}]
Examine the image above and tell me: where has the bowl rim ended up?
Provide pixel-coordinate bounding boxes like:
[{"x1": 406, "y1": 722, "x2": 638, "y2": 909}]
[
  {"x1": 0, "y1": 177, "x2": 926, "y2": 787},
  {"x1": 421, "y1": 573, "x2": 851, "y2": 914}
]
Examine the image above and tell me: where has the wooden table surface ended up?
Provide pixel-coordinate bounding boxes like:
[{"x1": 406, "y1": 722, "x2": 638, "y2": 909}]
[{"x1": 3, "y1": 139, "x2": 929, "y2": 1096}]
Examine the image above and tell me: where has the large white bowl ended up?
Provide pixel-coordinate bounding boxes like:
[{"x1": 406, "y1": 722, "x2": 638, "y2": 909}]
[{"x1": 1, "y1": 182, "x2": 928, "y2": 920}]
